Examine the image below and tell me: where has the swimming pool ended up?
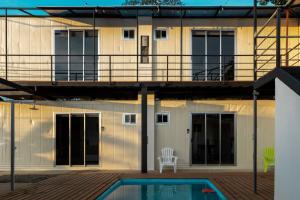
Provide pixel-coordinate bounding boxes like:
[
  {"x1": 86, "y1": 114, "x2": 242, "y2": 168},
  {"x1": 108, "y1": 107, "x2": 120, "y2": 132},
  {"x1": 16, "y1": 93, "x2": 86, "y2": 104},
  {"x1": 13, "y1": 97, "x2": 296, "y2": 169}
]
[{"x1": 96, "y1": 178, "x2": 227, "y2": 200}]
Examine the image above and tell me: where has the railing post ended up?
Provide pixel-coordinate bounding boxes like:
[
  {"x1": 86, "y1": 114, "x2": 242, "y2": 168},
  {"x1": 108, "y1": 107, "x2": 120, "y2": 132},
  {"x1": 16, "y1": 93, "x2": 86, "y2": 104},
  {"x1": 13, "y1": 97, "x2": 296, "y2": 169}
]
[
  {"x1": 109, "y1": 55, "x2": 112, "y2": 83},
  {"x1": 276, "y1": 7, "x2": 281, "y2": 68},
  {"x1": 166, "y1": 55, "x2": 169, "y2": 82},
  {"x1": 50, "y1": 55, "x2": 53, "y2": 82}
]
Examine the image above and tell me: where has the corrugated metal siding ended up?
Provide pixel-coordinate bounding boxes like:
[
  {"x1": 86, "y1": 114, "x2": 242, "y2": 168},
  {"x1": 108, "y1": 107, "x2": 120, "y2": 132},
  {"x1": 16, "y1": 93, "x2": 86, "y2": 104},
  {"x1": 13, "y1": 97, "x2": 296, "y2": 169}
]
[
  {"x1": 155, "y1": 100, "x2": 275, "y2": 171},
  {"x1": 0, "y1": 100, "x2": 141, "y2": 170}
]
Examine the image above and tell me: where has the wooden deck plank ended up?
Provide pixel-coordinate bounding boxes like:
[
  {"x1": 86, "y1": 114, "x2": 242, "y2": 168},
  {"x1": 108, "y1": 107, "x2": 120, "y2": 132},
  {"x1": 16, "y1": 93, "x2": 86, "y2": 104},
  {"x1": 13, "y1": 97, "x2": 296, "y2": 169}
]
[{"x1": 0, "y1": 171, "x2": 274, "y2": 200}]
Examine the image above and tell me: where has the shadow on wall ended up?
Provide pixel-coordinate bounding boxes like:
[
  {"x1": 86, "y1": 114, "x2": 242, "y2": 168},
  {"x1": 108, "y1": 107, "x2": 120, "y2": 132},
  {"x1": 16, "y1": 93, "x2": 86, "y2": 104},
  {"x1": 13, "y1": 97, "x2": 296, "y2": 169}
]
[
  {"x1": 0, "y1": 100, "x2": 141, "y2": 169},
  {"x1": 154, "y1": 100, "x2": 275, "y2": 170}
]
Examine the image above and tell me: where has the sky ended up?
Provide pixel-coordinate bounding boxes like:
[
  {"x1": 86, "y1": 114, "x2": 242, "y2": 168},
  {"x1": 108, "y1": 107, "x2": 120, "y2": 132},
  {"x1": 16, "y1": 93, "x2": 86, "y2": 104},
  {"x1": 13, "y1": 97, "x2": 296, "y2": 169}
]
[{"x1": 0, "y1": 0, "x2": 254, "y2": 7}]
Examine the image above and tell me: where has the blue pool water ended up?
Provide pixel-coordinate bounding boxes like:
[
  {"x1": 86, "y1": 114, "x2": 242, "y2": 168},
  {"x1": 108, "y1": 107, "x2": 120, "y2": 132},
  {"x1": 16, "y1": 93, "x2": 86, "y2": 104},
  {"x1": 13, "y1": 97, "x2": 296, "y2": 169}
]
[{"x1": 96, "y1": 179, "x2": 227, "y2": 200}]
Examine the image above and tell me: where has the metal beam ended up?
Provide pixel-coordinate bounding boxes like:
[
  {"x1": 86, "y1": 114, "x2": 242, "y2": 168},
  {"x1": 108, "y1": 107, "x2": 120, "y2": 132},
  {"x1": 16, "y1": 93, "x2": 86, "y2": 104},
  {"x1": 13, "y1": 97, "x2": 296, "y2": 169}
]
[
  {"x1": 0, "y1": 77, "x2": 55, "y2": 100},
  {"x1": 141, "y1": 87, "x2": 147, "y2": 173},
  {"x1": 10, "y1": 101, "x2": 15, "y2": 191},
  {"x1": 18, "y1": 9, "x2": 34, "y2": 16},
  {"x1": 136, "y1": 9, "x2": 139, "y2": 82}
]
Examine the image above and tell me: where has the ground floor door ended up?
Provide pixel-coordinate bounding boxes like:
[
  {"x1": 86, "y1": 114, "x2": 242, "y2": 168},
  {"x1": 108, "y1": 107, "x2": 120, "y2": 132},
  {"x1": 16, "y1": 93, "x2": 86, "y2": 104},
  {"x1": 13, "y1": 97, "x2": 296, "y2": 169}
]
[
  {"x1": 56, "y1": 113, "x2": 100, "y2": 166},
  {"x1": 191, "y1": 113, "x2": 235, "y2": 165}
]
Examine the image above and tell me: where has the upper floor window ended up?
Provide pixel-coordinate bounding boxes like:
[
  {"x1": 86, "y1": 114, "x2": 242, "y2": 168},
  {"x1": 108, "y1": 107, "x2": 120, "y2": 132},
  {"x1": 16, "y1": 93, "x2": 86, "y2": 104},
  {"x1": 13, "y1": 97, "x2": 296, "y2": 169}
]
[
  {"x1": 156, "y1": 112, "x2": 169, "y2": 124},
  {"x1": 122, "y1": 113, "x2": 137, "y2": 125},
  {"x1": 54, "y1": 30, "x2": 98, "y2": 81},
  {"x1": 154, "y1": 28, "x2": 168, "y2": 40},
  {"x1": 123, "y1": 29, "x2": 135, "y2": 40}
]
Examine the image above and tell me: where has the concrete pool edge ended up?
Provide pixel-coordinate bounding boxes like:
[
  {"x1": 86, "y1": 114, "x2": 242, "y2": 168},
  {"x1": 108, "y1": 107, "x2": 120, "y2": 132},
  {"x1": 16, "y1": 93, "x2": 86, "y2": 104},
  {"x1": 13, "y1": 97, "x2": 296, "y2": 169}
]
[{"x1": 96, "y1": 178, "x2": 228, "y2": 200}]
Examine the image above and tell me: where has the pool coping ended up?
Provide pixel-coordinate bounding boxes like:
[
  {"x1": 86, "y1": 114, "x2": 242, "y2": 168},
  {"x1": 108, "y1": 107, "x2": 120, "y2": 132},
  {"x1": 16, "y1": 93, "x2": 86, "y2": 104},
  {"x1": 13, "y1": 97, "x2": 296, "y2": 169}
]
[{"x1": 96, "y1": 178, "x2": 228, "y2": 200}]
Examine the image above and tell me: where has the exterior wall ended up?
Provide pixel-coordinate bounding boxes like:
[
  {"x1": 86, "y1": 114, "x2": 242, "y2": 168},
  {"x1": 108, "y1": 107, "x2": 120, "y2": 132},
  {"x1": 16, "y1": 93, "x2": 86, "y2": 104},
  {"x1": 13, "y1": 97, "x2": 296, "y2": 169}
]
[
  {"x1": 0, "y1": 100, "x2": 141, "y2": 170},
  {"x1": 0, "y1": 99, "x2": 274, "y2": 171},
  {"x1": 275, "y1": 79, "x2": 300, "y2": 200},
  {"x1": 0, "y1": 17, "x2": 299, "y2": 82},
  {"x1": 155, "y1": 100, "x2": 275, "y2": 171}
]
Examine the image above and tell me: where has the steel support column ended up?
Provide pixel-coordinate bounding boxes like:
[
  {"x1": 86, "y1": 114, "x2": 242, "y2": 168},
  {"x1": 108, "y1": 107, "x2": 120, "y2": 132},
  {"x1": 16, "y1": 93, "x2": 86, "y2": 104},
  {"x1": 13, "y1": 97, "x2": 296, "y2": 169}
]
[
  {"x1": 276, "y1": 7, "x2": 281, "y2": 68},
  {"x1": 253, "y1": 0, "x2": 257, "y2": 81},
  {"x1": 5, "y1": 8, "x2": 8, "y2": 80},
  {"x1": 10, "y1": 101, "x2": 15, "y2": 191},
  {"x1": 141, "y1": 87, "x2": 147, "y2": 173},
  {"x1": 93, "y1": 9, "x2": 96, "y2": 81},
  {"x1": 180, "y1": 7, "x2": 183, "y2": 81},
  {"x1": 136, "y1": 9, "x2": 139, "y2": 82},
  {"x1": 253, "y1": 0, "x2": 258, "y2": 194},
  {"x1": 253, "y1": 90, "x2": 259, "y2": 193}
]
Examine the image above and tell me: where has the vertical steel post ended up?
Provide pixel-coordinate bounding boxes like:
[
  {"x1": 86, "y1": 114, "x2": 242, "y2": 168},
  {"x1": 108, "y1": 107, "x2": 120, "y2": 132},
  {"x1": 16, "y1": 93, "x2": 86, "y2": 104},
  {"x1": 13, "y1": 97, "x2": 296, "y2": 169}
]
[
  {"x1": 253, "y1": 90, "x2": 258, "y2": 194},
  {"x1": 5, "y1": 8, "x2": 8, "y2": 80},
  {"x1": 276, "y1": 7, "x2": 281, "y2": 68},
  {"x1": 285, "y1": 9, "x2": 289, "y2": 67},
  {"x1": 180, "y1": 7, "x2": 183, "y2": 81},
  {"x1": 136, "y1": 9, "x2": 139, "y2": 82},
  {"x1": 253, "y1": 0, "x2": 257, "y2": 81},
  {"x1": 93, "y1": 10, "x2": 96, "y2": 81},
  {"x1": 141, "y1": 87, "x2": 147, "y2": 173},
  {"x1": 166, "y1": 55, "x2": 169, "y2": 82},
  {"x1": 253, "y1": 0, "x2": 258, "y2": 194},
  {"x1": 10, "y1": 101, "x2": 15, "y2": 191}
]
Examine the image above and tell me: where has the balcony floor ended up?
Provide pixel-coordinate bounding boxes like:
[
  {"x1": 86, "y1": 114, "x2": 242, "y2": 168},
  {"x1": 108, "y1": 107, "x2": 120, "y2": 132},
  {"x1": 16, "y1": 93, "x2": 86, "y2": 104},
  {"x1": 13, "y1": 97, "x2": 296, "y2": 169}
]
[{"x1": 0, "y1": 171, "x2": 274, "y2": 200}]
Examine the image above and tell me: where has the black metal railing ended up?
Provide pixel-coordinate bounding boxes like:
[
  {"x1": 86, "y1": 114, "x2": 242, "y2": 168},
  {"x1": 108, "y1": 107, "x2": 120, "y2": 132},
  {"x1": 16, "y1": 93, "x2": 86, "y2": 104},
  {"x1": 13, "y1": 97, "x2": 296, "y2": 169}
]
[
  {"x1": 0, "y1": 54, "x2": 255, "y2": 82},
  {"x1": 254, "y1": 6, "x2": 300, "y2": 78}
]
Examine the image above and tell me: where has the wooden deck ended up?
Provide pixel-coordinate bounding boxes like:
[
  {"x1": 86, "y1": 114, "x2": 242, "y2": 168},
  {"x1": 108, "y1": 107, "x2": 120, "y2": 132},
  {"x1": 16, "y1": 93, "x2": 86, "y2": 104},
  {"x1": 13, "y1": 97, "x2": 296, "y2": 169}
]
[{"x1": 0, "y1": 171, "x2": 274, "y2": 200}]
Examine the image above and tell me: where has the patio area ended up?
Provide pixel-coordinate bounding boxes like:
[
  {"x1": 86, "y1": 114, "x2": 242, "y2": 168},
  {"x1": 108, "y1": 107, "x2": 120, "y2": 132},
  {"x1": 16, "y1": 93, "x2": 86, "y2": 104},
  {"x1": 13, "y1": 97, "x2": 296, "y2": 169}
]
[{"x1": 0, "y1": 171, "x2": 274, "y2": 200}]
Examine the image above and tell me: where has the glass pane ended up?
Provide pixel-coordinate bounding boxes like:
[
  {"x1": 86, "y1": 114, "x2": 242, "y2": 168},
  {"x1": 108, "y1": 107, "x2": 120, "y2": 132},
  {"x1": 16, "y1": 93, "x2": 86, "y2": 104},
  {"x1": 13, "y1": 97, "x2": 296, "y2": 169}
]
[
  {"x1": 207, "y1": 31, "x2": 220, "y2": 81},
  {"x1": 125, "y1": 115, "x2": 130, "y2": 123},
  {"x1": 163, "y1": 115, "x2": 168, "y2": 123},
  {"x1": 124, "y1": 30, "x2": 129, "y2": 38},
  {"x1": 155, "y1": 30, "x2": 160, "y2": 39},
  {"x1": 129, "y1": 30, "x2": 134, "y2": 38},
  {"x1": 56, "y1": 114, "x2": 69, "y2": 165},
  {"x1": 192, "y1": 31, "x2": 205, "y2": 81},
  {"x1": 157, "y1": 115, "x2": 162, "y2": 123},
  {"x1": 206, "y1": 114, "x2": 220, "y2": 164},
  {"x1": 222, "y1": 31, "x2": 235, "y2": 80},
  {"x1": 70, "y1": 31, "x2": 83, "y2": 81},
  {"x1": 131, "y1": 114, "x2": 136, "y2": 124},
  {"x1": 71, "y1": 114, "x2": 84, "y2": 165},
  {"x1": 55, "y1": 30, "x2": 68, "y2": 81},
  {"x1": 191, "y1": 114, "x2": 205, "y2": 164},
  {"x1": 162, "y1": 30, "x2": 167, "y2": 38},
  {"x1": 221, "y1": 114, "x2": 235, "y2": 164},
  {"x1": 85, "y1": 114, "x2": 99, "y2": 165},
  {"x1": 84, "y1": 30, "x2": 98, "y2": 81}
]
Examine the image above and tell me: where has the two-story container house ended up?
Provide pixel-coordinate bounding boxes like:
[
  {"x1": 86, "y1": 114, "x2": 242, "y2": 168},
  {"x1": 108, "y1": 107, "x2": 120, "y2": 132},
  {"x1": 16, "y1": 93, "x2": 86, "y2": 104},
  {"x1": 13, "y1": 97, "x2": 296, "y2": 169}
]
[{"x1": 0, "y1": 5, "x2": 298, "y2": 173}]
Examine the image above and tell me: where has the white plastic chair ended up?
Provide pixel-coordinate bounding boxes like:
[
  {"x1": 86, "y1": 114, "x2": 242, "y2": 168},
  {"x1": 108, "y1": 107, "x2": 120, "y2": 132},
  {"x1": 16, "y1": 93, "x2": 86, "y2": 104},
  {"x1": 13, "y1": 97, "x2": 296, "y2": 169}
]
[{"x1": 157, "y1": 147, "x2": 178, "y2": 173}]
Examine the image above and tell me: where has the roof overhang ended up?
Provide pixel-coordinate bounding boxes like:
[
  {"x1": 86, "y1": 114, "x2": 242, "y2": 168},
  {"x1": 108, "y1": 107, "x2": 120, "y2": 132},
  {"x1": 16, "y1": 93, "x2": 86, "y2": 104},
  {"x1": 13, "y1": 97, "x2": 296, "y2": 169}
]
[{"x1": 0, "y1": 6, "x2": 299, "y2": 18}]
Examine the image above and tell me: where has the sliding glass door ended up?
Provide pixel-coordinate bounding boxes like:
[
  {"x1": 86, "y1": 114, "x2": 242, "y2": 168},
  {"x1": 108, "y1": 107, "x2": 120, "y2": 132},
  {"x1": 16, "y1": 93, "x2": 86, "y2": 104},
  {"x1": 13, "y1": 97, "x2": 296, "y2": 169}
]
[
  {"x1": 55, "y1": 113, "x2": 100, "y2": 166},
  {"x1": 192, "y1": 30, "x2": 235, "y2": 81},
  {"x1": 54, "y1": 30, "x2": 98, "y2": 81},
  {"x1": 191, "y1": 113, "x2": 235, "y2": 165}
]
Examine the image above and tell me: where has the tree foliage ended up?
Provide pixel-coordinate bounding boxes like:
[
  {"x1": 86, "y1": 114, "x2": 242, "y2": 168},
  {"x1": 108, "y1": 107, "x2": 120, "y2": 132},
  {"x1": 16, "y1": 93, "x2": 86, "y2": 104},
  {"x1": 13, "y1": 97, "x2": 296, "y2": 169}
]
[
  {"x1": 258, "y1": 0, "x2": 288, "y2": 5},
  {"x1": 123, "y1": 0, "x2": 183, "y2": 5}
]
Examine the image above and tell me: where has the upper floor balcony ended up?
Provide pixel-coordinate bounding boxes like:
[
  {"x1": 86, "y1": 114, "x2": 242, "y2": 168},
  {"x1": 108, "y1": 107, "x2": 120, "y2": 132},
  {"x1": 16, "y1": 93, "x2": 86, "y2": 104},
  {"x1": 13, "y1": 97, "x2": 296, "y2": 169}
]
[{"x1": 0, "y1": 5, "x2": 299, "y2": 99}]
